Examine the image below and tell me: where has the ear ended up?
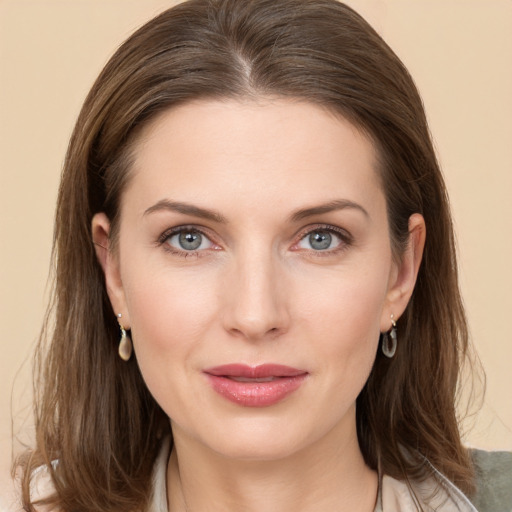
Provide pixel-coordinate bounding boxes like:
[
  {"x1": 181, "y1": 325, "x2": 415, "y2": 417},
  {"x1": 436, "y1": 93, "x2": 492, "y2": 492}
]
[
  {"x1": 380, "y1": 213, "x2": 426, "y2": 332},
  {"x1": 92, "y1": 213, "x2": 131, "y2": 328}
]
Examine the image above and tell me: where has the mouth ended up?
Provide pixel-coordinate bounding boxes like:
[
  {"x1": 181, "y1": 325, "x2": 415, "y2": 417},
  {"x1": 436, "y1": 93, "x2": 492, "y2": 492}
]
[
  {"x1": 203, "y1": 364, "x2": 309, "y2": 407},
  {"x1": 228, "y1": 376, "x2": 279, "y2": 382}
]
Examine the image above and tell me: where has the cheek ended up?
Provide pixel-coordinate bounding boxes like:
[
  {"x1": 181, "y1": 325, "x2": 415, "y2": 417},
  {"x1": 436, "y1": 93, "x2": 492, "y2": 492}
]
[
  {"x1": 122, "y1": 263, "x2": 220, "y2": 361},
  {"x1": 297, "y1": 267, "x2": 389, "y2": 341},
  {"x1": 293, "y1": 263, "x2": 390, "y2": 386},
  {"x1": 121, "y1": 265, "x2": 224, "y2": 420}
]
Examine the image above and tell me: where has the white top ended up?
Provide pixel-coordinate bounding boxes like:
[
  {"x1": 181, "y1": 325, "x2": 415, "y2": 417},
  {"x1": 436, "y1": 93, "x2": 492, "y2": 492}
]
[
  {"x1": 4, "y1": 438, "x2": 478, "y2": 512},
  {"x1": 149, "y1": 438, "x2": 478, "y2": 512}
]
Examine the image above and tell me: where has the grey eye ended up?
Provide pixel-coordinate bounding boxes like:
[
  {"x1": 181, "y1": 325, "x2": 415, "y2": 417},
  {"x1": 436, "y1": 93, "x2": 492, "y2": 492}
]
[
  {"x1": 166, "y1": 229, "x2": 213, "y2": 251},
  {"x1": 296, "y1": 228, "x2": 344, "y2": 252},
  {"x1": 308, "y1": 231, "x2": 332, "y2": 250},
  {"x1": 178, "y1": 231, "x2": 202, "y2": 250}
]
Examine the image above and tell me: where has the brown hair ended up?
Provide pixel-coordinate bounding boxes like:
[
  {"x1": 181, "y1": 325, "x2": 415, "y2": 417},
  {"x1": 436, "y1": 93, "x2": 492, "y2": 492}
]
[{"x1": 19, "y1": 0, "x2": 476, "y2": 510}]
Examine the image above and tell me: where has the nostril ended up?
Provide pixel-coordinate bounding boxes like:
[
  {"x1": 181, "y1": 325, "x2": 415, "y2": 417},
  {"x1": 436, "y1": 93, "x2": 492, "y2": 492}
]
[{"x1": 268, "y1": 327, "x2": 282, "y2": 338}]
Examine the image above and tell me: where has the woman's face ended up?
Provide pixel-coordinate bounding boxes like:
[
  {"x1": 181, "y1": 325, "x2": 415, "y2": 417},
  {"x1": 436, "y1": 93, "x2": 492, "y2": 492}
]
[{"x1": 94, "y1": 99, "x2": 423, "y2": 460}]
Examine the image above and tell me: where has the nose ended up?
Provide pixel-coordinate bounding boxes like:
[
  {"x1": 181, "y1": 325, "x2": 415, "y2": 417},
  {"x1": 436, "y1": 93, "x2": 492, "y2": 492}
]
[{"x1": 222, "y1": 249, "x2": 290, "y2": 341}]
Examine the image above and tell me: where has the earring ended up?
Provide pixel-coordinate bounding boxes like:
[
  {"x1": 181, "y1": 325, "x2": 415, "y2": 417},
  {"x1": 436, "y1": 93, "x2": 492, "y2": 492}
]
[
  {"x1": 117, "y1": 313, "x2": 133, "y2": 361},
  {"x1": 381, "y1": 314, "x2": 397, "y2": 358}
]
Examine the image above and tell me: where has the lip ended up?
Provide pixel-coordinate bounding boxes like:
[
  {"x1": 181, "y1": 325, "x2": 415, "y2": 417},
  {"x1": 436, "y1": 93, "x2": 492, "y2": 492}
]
[{"x1": 203, "y1": 364, "x2": 308, "y2": 407}]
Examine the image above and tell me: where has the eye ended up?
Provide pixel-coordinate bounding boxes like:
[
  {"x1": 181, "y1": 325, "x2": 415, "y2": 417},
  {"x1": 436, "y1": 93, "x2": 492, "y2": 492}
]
[
  {"x1": 295, "y1": 227, "x2": 348, "y2": 252},
  {"x1": 164, "y1": 228, "x2": 215, "y2": 252}
]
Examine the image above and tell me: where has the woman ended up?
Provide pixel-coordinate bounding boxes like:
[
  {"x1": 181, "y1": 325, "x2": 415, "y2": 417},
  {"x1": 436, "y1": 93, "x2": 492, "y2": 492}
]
[{"x1": 15, "y1": 0, "x2": 506, "y2": 510}]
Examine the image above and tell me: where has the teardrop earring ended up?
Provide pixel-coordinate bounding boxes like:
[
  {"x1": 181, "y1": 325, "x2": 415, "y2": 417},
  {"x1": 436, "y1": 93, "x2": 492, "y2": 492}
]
[
  {"x1": 117, "y1": 313, "x2": 133, "y2": 361},
  {"x1": 381, "y1": 314, "x2": 397, "y2": 358}
]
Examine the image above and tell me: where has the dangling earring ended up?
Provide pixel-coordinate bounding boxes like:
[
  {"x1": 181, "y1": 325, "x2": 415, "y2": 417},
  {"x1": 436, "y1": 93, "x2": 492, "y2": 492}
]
[
  {"x1": 381, "y1": 314, "x2": 397, "y2": 358},
  {"x1": 117, "y1": 313, "x2": 133, "y2": 361}
]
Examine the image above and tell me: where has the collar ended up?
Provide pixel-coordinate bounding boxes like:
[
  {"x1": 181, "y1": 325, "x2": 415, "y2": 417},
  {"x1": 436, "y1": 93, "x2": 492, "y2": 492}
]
[{"x1": 149, "y1": 438, "x2": 477, "y2": 512}]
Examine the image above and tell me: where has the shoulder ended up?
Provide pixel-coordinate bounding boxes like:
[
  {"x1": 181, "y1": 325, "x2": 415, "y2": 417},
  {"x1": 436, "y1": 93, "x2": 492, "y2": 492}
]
[
  {"x1": 470, "y1": 449, "x2": 512, "y2": 512},
  {"x1": 5, "y1": 463, "x2": 60, "y2": 512},
  {"x1": 381, "y1": 474, "x2": 478, "y2": 512},
  {"x1": 381, "y1": 450, "x2": 512, "y2": 512},
  {"x1": 149, "y1": 437, "x2": 172, "y2": 512},
  {"x1": 29, "y1": 464, "x2": 58, "y2": 511}
]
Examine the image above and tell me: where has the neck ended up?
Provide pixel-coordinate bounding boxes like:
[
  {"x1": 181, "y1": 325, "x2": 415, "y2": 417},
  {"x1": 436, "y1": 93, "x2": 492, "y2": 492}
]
[{"x1": 167, "y1": 418, "x2": 378, "y2": 512}]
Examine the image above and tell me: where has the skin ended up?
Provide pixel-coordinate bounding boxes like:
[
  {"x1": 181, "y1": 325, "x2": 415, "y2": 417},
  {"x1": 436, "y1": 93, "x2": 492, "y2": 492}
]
[{"x1": 93, "y1": 98, "x2": 425, "y2": 512}]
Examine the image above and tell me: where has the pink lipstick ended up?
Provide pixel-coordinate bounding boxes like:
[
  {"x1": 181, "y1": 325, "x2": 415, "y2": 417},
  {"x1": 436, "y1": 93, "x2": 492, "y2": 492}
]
[{"x1": 203, "y1": 364, "x2": 308, "y2": 407}]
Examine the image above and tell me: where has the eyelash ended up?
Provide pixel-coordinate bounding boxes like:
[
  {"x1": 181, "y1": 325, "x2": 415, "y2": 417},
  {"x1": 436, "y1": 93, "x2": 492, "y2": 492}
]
[
  {"x1": 157, "y1": 225, "x2": 218, "y2": 258},
  {"x1": 157, "y1": 224, "x2": 353, "y2": 258},
  {"x1": 293, "y1": 224, "x2": 353, "y2": 255}
]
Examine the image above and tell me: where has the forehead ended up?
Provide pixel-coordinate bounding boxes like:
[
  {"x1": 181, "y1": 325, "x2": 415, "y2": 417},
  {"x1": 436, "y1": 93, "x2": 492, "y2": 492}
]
[{"x1": 124, "y1": 98, "x2": 384, "y2": 218}]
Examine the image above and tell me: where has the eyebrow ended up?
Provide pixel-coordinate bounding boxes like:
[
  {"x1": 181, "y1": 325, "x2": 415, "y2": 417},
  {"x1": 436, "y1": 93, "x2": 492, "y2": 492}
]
[
  {"x1": 143, "y1": 199, "x2": 228, "y2": 223},
  {"x1": 290, "y1": 199, "x2": 369, "y2": 222},
  {"x1": 143, "y1": 198, "x2": 369, "y2": 224}
]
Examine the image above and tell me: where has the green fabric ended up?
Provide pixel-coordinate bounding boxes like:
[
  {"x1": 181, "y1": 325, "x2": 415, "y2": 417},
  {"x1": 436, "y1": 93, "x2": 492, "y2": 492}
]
[{"x1": 470, "y1": 449, "x2": 512, "y2": 512}]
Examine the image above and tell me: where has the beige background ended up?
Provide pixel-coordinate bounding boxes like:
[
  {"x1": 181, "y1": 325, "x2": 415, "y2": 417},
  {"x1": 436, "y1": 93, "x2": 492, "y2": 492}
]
[{"x1": 1, "y1": 0, "x2": 511, "y2": 501}]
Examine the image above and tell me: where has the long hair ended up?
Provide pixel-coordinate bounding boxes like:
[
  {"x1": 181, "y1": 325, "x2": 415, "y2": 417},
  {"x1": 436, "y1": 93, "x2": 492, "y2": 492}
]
[{"x1": 19, "y1": 0, "x2": 475, "y2": 510}]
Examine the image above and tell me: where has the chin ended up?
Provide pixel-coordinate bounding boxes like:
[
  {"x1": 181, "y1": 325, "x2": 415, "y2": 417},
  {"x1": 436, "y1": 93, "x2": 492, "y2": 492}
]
[
  {"x1": 184, "y1": 415, "x2": 328, "y2": 463},
  {"x1": 210, "y1": 435, "x2": 309, "y2": 462}
]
